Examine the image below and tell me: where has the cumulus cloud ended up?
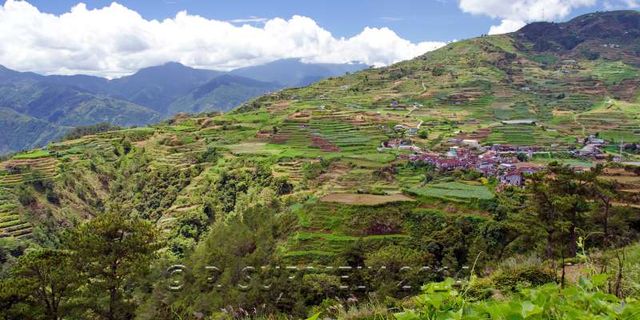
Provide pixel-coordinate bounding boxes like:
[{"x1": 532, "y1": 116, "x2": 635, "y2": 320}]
[
  {"x1": 0, "y1": 0, "x2": 446, "y2": 78},
  {"x1": 604, "y1": 0, "x2": 640, "y2": 9},
  {"x1": 488, "y1": 19, "x2": 527, "y2": 35},
  {"x1": 459, "y1": 0, "x2": 597, "y2": 34}
]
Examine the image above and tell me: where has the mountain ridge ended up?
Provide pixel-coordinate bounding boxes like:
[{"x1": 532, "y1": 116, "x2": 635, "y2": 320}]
[{"x1": 0, "y1": 59, "x2": 369, "y2": 154}]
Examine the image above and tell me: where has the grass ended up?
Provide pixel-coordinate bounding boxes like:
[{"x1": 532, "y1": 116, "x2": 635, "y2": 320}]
[
  {"x1": 409, "y1": 181, "x2": 494, "y2": 201},
  {"x1": 12, "y1": 149, "x2": 50, "y2": 159},
  {"x1": 592, "y1": 61, "x2": 639, "y2": 85},
  {"x1": 319, "y1": 193, "x2": 415, "y2": 206},
  {"x1": 226, "y1": 142, "x2": 281, "y2": 155}
]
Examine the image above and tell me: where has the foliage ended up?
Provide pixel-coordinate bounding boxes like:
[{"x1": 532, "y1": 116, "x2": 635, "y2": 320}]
[
  {"x1": 1, "y1": 249, "x2": 80, "y2": 320},
  {"x1": 396, "y1": 277, "x2": 640, "y2": 320},
  {"x1": 64, "y1": 212, "x2": 160, "y2": 320},
  {"x1": 62, "y1": 123, "x2": 122, "y2": 141}
]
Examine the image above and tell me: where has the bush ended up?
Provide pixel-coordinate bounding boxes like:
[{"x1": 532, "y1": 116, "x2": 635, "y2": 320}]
[
  {"x1": 63, "y1": 123, "x2": 121, "y2": 141},
  {"x1": 491, "y1": 265, "x2": 556, "y2": 292},
  {"x1": 396, "y1": 277, "x2": 640, "y2": 320},
  {"x1": 17, "y1": 185, "x2": 36, "y2": 206},
  {"x1": 197, "y1": 146, "x2": 219, "y2": 163},
  {"x1": 302, "y1": 159, "x2": 332, "y2": 181}
]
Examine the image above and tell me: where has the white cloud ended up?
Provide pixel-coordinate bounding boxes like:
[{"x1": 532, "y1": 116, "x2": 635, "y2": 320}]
[
  {"x1": 488, "y1": 19, "x2": 527, "y2": 35},
  {"x1": 227, "y1": 16, "x2": 268, "y2": 24},
  {"x1": 604, "y1": 0, "x2": 640, "y2": 9},
  {"x1": 459, "y1": 0, "x2": 597, "y2": 34},
  {"x1": 0, "y1": 0, "x2": 446, "y2": 78}
]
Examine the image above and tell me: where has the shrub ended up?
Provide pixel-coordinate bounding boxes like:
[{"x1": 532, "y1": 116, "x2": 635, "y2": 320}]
[
  {"x1": 491, "y1": 265, "x2": 556, "y2": 292},
  {"x1": 45, "y1": 189, "x2": 60, "y2": 205},
  {"x1": 63, "y1": 122, "x2": 121, "y2": 140},
  {"x1": 396, "y1": 277, "x2": 640, "y2": 320},
  {"x1": 17, "y1": 185, "x2": 36, "y2": 206}
]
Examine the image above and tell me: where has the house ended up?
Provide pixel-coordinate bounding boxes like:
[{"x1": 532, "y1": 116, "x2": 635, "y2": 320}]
[
  {"x1": 577, "y1": 144, "x2": 603, "y2": 157},
  {"x1": 462, "y1": 139, "x2": 480, "y2": 149},
  {"x1": 587, "y1": 135, "x2": 605, "y2": 145},
  {"x1": 501, "y1": 171, "x2": 523, "y2": 186},
  {"x1": 501, "y1": 119, "x2": 537, "y2": 125},
  {"x1": 393, "y1": 124, "x2": 408, "y2": 131}
]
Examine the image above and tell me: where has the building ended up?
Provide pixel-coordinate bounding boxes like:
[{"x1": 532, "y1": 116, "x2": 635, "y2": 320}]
[{"x1": 501, "y1": 119, "x2": 537, "y2": 125}]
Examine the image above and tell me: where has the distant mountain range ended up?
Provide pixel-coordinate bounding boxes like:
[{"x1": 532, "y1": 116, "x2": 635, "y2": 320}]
[{"x1": 0, "y1": 59, "x2": 368, "y2": 154}]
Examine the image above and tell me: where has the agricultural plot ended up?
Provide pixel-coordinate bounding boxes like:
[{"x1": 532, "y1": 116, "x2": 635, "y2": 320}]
[
  {"x1": 284, "y1": 201, "x2": 412, "y2": 263},
  {"x1": 12, "y1": 149, "x2": 50, "y2": 159},
  {"x1": 408, "y1": 181, "x2": 494, "y2": 202},
  {"x1": 0, "y1": 156, "x2": 59, "y2": 187},
  {"x1": 0, "y1": 191, "x2": 31, "y2": 238},
  {"x1": 577, "y1": 110, "x2": 640, "y2": 143},
  {"x1": 225, "y1": 142, "x2": 280, "y2": 155},
  {"x1": 320, "y1": 193, "x2": 414, "y2": 206},
  {"x1": 485, "y1": 124, "x2": 573, "y2": 147},
  {"x1": 267, "y1": 110, "x2": 390, "y2": 162},
  {"x1": 592, "y1": 61, "x2": 640, "y2": 86}
]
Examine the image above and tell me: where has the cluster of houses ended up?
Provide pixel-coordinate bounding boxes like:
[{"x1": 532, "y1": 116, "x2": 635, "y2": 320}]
[
  {"x1": 381, "y1": 138, "x2": 545, "y2": 186},
  {"x1": 405, "y1": 146, "x2": 543, "y2": 186},
  {"x1": 381, "y1": 125, "x2": 634, "y2": 186}
]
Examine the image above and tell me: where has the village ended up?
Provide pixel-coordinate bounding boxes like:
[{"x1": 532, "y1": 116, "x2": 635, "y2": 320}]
[{"x1": 379, "y1": 132, "x2": 630, "y2": 187}]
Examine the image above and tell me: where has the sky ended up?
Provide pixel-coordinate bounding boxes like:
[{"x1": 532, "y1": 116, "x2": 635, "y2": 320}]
[{"x1": 0, "y1": 0, "x2": 638, "y2": 78}]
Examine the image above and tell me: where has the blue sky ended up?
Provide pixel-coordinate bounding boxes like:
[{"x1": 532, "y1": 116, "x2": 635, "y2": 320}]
[
  {"x1": 0, "y1": 0, "x2": 638, "y2": 77},
  {"x1": 15, "y1": 0, "x2": 621, "y2": 42}
]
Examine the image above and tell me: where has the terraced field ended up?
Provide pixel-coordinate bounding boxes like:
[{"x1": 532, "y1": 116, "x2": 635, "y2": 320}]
[
  {"x1": 284, "y1": 202, "x2": 411, "y2": 263},
  {"x1": 0, "y1": 156, "x2": 59, "y2": 187},
  {"x1": 408, "y1": 181, "x2": 494, "y2": 202},
  {"x1": 485, "y1": 124, "x2": 573, "y2": 147},
  {"x1": 320, "y1": 193, "x2": 414, "y2": 205},
  {"x1": 577, "y1": 111, "x2": 640, "y2": 143},
  {"x1": 0, "y1": 189, "x2": 31, "y2": 238}
]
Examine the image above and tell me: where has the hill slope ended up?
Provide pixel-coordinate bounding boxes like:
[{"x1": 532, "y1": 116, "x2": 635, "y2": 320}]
[
  {"x1": 167, "y1": 74, "x2": 281, "y2": 114},
  {"x1": 0, "y1": 60, "x2": 368, "y2": 154}
]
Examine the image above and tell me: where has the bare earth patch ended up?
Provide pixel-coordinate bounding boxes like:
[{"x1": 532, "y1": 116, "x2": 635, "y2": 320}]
[{"x1": 320, "y1": 193, "x2": 415, "y2": 206}]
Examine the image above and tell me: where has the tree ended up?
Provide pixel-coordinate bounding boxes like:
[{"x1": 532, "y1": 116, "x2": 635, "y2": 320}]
[
  {"x1": 65, "y1": 212, "x2": 159, "y2": 320},
  {"x1": 527, "y1": 164, "x2": 590, "y2": 259},
  {"x1": 587, "y1": 165, "x2": 619, "y2": 248},
  {"x1": 516, "y1": 152, "x2": 528, "y2": 162},
  {"x1": 5, "y1": 249, "x2": 79, "y2": 320}
]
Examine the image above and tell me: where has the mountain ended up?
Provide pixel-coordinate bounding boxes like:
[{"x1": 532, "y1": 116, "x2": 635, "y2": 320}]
[
  {"x1": 168, "y1": 74, "x2": 280, "y2": 114},
  {"x1": 45, "y1": 62, "x2": 222, "y2": 114},
  {"x1": 517, "y1": 10, "x2": 640, "y2": 58},
  {"x1": 229, "y1": 58, "x2": 369, "y2": 87},
  {"x1": 106, "y1": 62, "x2": 222, "y2": 114},
  {"x1": 0, "y1": 69, "x2": 160, "y2": 154},
  {"x1": 0, "y1": 60, "x2": 366, "y2": 154},
  {"x1": 0, "y1": 107, "x2": 65, "y2": 155},
  {"x1": 1, "y1": 11, "x2": 640, "y2": 320}
]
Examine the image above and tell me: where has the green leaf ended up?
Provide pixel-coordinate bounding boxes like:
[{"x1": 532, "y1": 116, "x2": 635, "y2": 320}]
[
  {"x1": 521, "y1": 301, "x2": 543, "y2": 318},
  {"x1": 306, "y1": 312, "x2": 321, "y2": 320}
]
